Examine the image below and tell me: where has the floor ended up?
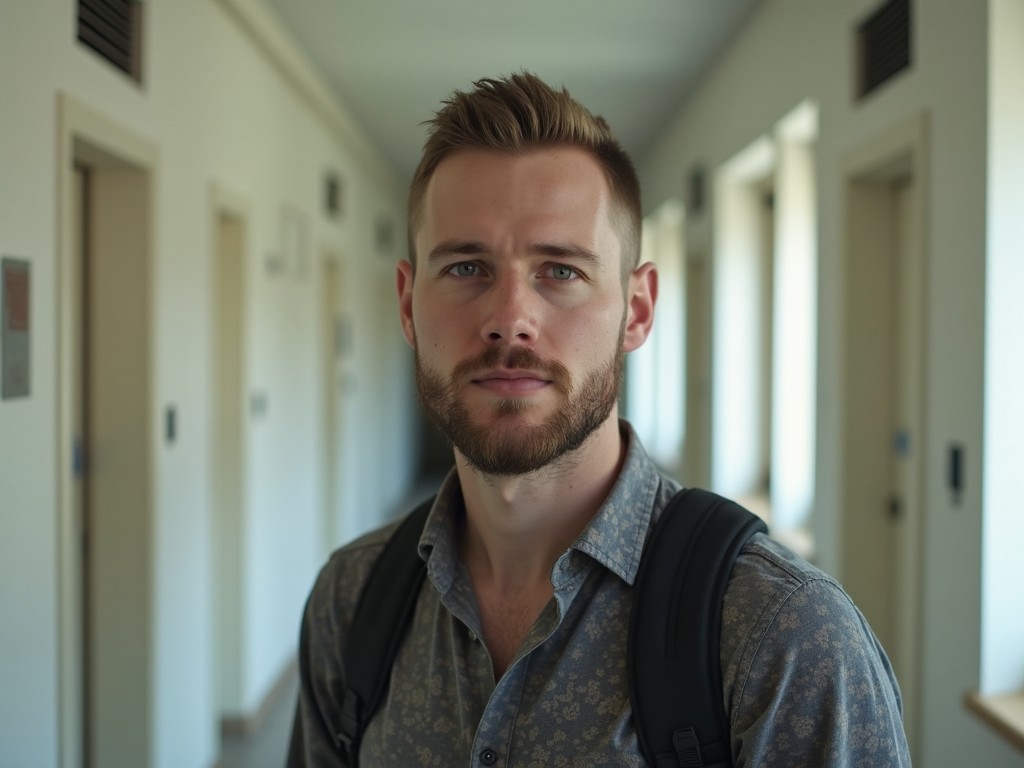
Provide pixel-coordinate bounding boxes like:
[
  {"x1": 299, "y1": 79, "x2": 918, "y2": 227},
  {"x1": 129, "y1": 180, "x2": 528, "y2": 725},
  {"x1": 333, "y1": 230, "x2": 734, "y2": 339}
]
[{"x1": 217, "y1": 673, "x2": 298, "y2": 768}]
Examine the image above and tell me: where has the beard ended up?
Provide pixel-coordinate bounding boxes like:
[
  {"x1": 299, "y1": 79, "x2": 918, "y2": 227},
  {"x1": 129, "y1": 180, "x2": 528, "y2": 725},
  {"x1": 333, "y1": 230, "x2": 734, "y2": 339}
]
[{"x1": 415, "y1": 335, "x2": 625, "y2": 477}]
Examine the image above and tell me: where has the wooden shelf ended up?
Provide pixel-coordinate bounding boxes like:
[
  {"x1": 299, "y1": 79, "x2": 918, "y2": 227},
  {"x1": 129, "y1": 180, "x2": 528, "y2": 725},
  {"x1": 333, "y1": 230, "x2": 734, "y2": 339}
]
[{"x1": 965, "y1": 691, "x2": 1024, "y2": 755}]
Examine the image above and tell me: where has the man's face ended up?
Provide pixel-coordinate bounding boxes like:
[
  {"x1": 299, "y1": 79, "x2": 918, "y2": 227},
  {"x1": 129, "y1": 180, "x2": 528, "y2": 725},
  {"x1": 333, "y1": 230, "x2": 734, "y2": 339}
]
[{"x1": 397, "y1": 147, "x2": 653, "y2": 476}]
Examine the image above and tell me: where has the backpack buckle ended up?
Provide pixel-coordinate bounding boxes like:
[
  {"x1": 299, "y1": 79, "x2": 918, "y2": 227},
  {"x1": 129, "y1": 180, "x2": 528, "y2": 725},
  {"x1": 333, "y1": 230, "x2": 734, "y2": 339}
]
[
  {"x1": 672, "y1": 727, "x2": 704, "y2": 767},
  {"x1": 337, "y1": 689, "x2": 362, "y2": 755}
]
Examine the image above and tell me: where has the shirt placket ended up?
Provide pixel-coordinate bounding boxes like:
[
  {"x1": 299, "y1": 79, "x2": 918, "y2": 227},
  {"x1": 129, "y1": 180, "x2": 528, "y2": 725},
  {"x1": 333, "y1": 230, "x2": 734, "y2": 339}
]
[
  {"x1": 467, "y1": 662, "x2": 523, "y2": 767},
  {"x1": 466, "y1": 568, "x2": 585, "y2": 767}
]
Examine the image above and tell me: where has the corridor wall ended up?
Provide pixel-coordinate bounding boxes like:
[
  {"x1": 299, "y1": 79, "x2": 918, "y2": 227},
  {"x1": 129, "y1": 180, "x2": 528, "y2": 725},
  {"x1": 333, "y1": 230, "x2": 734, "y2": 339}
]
[
  {"x1": 0, "y1": 1, "x2": 415, "y2": 766},
  {"x1": 639, "y1": 0, "x2": 1018, "y2": 765}
]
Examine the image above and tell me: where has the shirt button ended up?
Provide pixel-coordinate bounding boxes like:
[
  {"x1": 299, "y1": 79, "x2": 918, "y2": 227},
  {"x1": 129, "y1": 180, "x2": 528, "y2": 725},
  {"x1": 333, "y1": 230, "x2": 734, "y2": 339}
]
[{"x1": 479, "y1": 747, "x2": 498, "y2": 765}]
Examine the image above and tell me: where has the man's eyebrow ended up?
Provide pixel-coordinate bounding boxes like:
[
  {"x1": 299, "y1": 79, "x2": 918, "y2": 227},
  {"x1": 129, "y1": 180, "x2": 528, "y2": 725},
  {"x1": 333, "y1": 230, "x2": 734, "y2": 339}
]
[
  {"x1": 425, "y1": 241, "x2": 604, "y2": 264},
  {"x1": 426, "y1": 241, "x2": 487, "y2": 261},
  {"x1": 529, "y1": 243, "x2": 603, "y2": 264}
]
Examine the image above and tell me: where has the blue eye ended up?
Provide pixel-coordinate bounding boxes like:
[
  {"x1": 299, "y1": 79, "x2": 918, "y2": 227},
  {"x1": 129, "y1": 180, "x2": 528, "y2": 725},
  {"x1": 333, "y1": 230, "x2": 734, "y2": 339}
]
[
  {"x1": 551, "y1": 265, "x2": 578, "y2": 281},
  {"x1": 448, "y1": 263, "x2": 479, "y2": 277}
]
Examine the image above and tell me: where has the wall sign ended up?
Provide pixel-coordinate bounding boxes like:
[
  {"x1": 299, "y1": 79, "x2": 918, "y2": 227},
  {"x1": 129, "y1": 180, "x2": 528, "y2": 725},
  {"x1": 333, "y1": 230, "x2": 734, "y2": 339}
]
[{"x1": 2, "y1": 257, "x2": 30, "y2": 399}]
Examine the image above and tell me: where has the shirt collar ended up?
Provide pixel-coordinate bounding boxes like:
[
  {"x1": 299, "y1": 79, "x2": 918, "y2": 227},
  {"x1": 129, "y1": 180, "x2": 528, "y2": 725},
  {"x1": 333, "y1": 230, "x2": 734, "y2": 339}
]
[
  {"x1": 565, "y1": 421, "x2": 666, "y2": 586},
  {"x1": 417, "y1": 421, "x2": 674, "y2": 590},
  {"x1": 417, "y1": 468, "x2": 464, "y2": 595}
]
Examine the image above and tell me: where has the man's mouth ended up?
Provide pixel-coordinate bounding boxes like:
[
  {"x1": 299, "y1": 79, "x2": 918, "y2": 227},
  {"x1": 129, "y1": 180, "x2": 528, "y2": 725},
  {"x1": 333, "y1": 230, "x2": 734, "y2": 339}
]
[{"x1": 471, "y1": 370, "x2": 551, "y2": 396}]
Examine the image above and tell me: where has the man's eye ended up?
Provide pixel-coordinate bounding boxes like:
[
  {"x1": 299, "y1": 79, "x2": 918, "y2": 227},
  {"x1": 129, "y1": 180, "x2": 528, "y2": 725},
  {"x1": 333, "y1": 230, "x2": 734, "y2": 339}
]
[
  {"x1": 447, "y1": 263, "x2": 479, "y2": 277},
  {"x1": 550, "y1": 265, "x2": 578, "y2": 281}
]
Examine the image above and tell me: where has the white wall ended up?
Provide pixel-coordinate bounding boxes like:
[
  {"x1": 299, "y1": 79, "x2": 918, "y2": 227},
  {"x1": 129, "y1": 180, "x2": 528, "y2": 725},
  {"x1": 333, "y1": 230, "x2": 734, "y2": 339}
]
[
  {"x1": 982, "y1": 0, "x2": 1024, "y2": 697},
  {"x1": 639, "y1": 0, "x2": 1019, "y2": 764},
  {"x1": 0, "y1": 1, "x2": 414, "y2": 766}
]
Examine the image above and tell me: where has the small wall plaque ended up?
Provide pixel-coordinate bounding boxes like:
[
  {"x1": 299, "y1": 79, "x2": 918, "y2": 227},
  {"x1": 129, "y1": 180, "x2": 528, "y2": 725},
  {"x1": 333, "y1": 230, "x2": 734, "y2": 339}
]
[
  {"x1": 324, "y1": 171, "x2": 343, "y2": 219},
  {"x1": 2, "y1": 257, "x2": 31, "y2": 399}
]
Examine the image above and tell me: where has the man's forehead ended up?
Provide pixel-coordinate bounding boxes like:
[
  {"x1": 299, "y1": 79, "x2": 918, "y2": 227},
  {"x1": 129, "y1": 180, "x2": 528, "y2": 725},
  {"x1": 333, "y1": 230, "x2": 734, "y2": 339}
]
[
  {"x1": 421, "y1": 147, "x2": 612, "y2": 222},
  {"x1": 410, "y1": 146, "x2": 632, "y2": 274},
  {"x1": 427, "y1": 145, "x2": 606, "y2": 180}
]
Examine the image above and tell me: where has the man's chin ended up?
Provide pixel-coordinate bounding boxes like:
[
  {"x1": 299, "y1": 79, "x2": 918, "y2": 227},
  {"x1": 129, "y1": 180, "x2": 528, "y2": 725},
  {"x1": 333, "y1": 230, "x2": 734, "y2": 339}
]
[
  {"x1": 462, "y1": 397, "x2": 551, "y2": 424},
  {"x1": 449, "y1": 413, "x2": 603, "y2": 477},
  {"x1": 462, "y1": 385, "x2": 551, "y2": 411},
  {"x1": 456, "y1": 444, "x2": 559, "y2": 478}
]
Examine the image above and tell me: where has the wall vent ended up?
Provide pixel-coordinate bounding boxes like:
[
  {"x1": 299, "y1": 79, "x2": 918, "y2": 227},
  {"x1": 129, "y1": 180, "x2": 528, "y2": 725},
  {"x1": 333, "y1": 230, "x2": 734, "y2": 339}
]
[
  {"x1": 856, "y1": 0, "x2": 910, "y2": 99},
  {"x1": 78, "y1": 0, "x2": 142, "y2": 81}
]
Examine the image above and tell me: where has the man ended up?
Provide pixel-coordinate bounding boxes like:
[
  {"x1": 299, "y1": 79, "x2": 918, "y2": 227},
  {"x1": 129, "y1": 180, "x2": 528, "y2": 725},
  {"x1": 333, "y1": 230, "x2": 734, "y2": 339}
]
[{"x1": 288, "y1": 73, "x2": 910, "y2": 766}]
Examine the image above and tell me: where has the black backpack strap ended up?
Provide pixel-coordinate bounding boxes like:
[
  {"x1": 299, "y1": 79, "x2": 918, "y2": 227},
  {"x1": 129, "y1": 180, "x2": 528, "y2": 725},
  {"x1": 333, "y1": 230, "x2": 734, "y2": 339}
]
[
  {"x1": 337, "y1": 497, "x2": 434, "y2": 765},
  {"x1": 628, "y1": 488, "x2": 768, "y2": 768}
]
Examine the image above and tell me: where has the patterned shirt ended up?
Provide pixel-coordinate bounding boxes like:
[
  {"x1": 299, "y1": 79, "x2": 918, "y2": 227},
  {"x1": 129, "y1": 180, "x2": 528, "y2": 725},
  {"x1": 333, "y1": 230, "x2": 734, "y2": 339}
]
[{"x1": 288, "y1": 424, "x2": 911, "y2": 767}]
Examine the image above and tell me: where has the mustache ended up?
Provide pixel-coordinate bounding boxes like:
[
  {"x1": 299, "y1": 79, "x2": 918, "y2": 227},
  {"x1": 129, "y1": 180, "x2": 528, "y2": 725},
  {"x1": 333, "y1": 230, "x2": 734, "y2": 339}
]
[{"x1": 449, "y1": 346, "x2": 572, "y2": 394}]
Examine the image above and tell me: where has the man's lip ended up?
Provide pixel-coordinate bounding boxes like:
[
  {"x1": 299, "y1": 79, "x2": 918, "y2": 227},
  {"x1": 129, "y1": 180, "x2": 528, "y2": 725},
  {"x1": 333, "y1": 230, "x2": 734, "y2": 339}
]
[
  {"x1": 470, "y1": 370, "x2": 552, "y2": 394},
  {"x1": 471, "y1": 369, "x2": 550, "y2": 383}
]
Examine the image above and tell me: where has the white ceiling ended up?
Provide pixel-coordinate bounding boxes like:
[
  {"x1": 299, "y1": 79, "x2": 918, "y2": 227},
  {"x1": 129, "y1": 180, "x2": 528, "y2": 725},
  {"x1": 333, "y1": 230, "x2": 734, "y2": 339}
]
[{"x1": 261, "y1": 0, "x2": 763, "y2": 184}]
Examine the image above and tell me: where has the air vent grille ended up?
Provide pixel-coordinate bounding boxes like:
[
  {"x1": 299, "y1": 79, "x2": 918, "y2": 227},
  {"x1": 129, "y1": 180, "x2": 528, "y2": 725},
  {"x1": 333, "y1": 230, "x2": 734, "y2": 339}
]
[
  {"x1": 857, "y1": 0, "x2": 910, "y2": 99},
  {"x1": 78, "y1": 0, "x2": 142, "y2": 81}
]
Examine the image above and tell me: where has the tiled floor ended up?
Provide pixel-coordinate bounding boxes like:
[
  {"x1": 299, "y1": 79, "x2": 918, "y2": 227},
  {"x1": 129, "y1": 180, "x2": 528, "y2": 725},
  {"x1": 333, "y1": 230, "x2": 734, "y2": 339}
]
[{"x1": 218, "y1": 673, "x2": 298, "y2": 768}]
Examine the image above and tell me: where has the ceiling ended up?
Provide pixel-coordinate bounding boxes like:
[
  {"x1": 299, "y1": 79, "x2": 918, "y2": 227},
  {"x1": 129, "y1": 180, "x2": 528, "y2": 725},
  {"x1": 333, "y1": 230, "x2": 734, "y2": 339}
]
[{"x1": 261, "y1": 0, "x2": 763, "y2": 185}]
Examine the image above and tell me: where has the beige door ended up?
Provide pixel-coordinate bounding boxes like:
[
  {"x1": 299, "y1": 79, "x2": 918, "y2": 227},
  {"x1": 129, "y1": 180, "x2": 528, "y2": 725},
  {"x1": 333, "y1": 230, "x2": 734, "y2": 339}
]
[
  {"x1": 212, "y1": 208, "x2": 247, "y2": 729},
  {"x1": 72, "y1": 155, "x2": 154, "y2": 768}
]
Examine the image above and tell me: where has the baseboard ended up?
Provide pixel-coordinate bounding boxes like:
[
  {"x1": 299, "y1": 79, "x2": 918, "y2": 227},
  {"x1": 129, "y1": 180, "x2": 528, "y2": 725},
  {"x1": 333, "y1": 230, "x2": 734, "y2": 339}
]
[{"x1": 219, "y1": 658, "x2": 298, "y2": 739}]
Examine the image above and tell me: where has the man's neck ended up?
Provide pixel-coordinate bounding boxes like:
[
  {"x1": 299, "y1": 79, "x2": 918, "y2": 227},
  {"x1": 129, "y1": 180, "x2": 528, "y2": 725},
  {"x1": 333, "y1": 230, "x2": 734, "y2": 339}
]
[{"x1": 454, "y1": 415, "x2": 627, "y2": 590}]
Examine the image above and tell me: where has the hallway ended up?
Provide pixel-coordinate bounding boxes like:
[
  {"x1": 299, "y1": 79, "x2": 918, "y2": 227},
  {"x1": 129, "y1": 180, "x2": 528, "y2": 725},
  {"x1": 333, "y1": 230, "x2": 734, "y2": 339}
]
[{"x1": 2, "y1": 0, "x2": 1023, "y2": 766}]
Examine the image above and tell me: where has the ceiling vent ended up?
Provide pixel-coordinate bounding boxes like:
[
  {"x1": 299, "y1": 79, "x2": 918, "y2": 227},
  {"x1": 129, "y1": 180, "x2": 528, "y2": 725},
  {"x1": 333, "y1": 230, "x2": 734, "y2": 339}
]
[
  {"x1": 856, "y1": 0, "x2": 911, "y2": 99},
  {"x1": 77, "y1": 0, "x2": 143, "y2": 81}
]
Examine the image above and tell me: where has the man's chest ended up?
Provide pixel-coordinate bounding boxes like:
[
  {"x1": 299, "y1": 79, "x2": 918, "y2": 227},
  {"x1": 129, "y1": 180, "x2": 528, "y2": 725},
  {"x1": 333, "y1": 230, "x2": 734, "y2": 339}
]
[{"x1": 358, "y1": 573, "x2": 645, "y2": 767}]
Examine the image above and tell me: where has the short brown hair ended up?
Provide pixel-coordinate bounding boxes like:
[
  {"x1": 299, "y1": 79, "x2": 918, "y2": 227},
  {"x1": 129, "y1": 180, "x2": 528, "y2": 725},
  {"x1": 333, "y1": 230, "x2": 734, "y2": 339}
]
[{"x1": 407, "y1": 73, "x2": 642, "y2": 275}]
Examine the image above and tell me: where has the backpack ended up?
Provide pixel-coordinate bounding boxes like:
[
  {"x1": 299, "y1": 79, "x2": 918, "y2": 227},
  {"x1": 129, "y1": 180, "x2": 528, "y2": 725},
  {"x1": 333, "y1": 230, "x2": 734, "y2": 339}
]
[{"x1": 336, "y1": 488, "x2": 767, "y2": 768}]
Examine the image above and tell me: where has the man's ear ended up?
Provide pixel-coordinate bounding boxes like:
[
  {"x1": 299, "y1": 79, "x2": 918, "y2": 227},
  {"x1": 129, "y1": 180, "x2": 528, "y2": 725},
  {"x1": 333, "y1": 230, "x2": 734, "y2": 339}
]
[
  {"x1": 622, "y1": 262, "x2": 657, "y2": 353},
  {"x1": 396, "y1": 259, "x2": 416, "y2": 348}
]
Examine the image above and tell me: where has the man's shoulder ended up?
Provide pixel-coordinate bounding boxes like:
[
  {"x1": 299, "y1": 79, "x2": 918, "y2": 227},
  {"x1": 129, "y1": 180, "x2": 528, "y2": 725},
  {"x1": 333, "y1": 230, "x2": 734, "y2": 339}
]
[
  {"x1": 735, "y1": 532, "x2": 838, "y2": 593},
  {"x1": 306, "y1": 516, "x2": 407, "y2": 621},
  {"x1": 720, "y1": 531, "x2": 879, "y2": 690},
  {"x1": 725, "y1": 532, "x2": 848, "y2": 626},
  {"x1": 326, "y1": 516, "x2": 405, "y2": 574},
  {"x1": 720, "y1": 534, "x2": 910, "y2": 763},
  {"x1": 336, "y1": 517, "x2": 405, "y2": 558}
]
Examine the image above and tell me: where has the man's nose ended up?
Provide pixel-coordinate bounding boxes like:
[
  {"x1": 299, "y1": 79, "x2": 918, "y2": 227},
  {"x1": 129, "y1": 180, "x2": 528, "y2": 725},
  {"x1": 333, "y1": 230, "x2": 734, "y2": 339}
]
[{"x1": 481, "y1": 274, "x2": 538, "y2": 344}]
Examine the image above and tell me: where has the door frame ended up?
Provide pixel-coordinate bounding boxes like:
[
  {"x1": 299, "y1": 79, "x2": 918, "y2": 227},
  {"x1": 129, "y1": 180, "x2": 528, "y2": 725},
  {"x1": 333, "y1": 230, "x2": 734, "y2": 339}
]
[
  {"x1": 208, "y1": 182, "x2": 251, "y2": 730},
  {"x1": 319, "y1": 249, "x2": 345, "y2": 557},
  {"x1": 56, "y1": 93, "x2": 158, "y2": 768},
  {"x1": 839, "y1": 112, "x2": 928, "y2": 752}
]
